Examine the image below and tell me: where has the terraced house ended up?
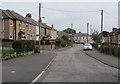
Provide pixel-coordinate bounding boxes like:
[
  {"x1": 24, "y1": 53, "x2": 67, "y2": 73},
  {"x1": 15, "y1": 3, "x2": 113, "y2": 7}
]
[
  {"x1": 1, "y1": 9, "x2": 57, "y2": 50},
  {"x1": 1, "y1": 10, "x2": 36, "y2": 40},
  {"x1": 36, "y1": 23, "x2": 57, "y2": 41}
]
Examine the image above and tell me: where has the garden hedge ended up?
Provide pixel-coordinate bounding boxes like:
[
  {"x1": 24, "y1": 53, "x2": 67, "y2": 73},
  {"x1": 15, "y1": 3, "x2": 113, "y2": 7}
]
[{"x1": 12, "y1": 40, "x2": 35, "y2": 53}]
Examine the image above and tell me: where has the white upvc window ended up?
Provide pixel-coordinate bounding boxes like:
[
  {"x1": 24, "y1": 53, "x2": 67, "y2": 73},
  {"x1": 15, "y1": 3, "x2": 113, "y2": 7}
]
[{"x1": 9, "y1": 34, "x2": 13, "y2": 39}]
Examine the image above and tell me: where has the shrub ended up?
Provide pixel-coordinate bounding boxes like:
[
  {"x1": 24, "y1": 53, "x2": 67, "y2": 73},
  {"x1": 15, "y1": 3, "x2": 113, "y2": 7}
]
[
  {"x1": 100, "y1": 44, "x2": 120, "y2": 57},
  {"x1": 61, "y1": 39, "x2": 66, "y2": 47},
  {"x1": 26, "y1": 40, "x2": 35, "y2": 51},
  {"x1": 55, "y1": 35, "x2": 72, "y2": 49},
  {"x1": 92, "y1": 42, "x2": 99, "y2": 48},
  {"x1": 12, "y1": 40, "x2": 35, "y2": 53},
  {"x1": 55, "y1": 38, "x2": 61, "y2": 48},
  {"x1": 62, "y1": 35, "x2": 69, "y2": 41},
  {"x1": 12, "y1": 40, "x2": 24, "y2": 52},
  {"x1": 110, "y1": 46, "x2": 120, "y2": 56}
]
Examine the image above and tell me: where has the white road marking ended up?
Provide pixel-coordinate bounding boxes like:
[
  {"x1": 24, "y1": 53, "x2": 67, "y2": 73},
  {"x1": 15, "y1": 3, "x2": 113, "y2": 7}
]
[{"x1": 30, "y1": 54, "x2": 56, "y2": 84}]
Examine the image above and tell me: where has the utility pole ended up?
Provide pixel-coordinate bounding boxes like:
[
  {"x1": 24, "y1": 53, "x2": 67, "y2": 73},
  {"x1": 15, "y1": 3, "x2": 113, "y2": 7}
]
[
  {"x1": 39, "y1": 3, "x2": 41, "y2": 53},
  {"x1": 71, "y1": 24, "x2": 73, "y2": 47},
  {"x1": 100, "y1": 9, "x2": 103, "y2": 44},
  {"x1": 87, "y1": 22, "x2": 89, "y2": 43}
]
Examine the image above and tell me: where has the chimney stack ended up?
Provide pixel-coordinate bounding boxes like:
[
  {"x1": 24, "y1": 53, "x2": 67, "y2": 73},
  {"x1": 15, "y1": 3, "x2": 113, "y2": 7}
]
[
  {"x1": 51, "y1": 24, "x2": 54, "y2": 28},
  {"x1": 26, "y1": 13, "x2": 32, "y2": 18},
  {"x1": 112, "y1": 28, "x2": 117, "y2": 32}
]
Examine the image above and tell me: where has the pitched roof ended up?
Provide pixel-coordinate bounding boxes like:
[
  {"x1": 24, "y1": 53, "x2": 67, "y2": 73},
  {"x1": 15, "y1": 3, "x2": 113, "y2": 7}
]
[
  {"x1": 2, "y1": 9, "x2": 57, "y2": 31},
  {"x1": 109, "y1": 28, "x2": 120, "y2": 35},
  {"x1": 25, "y1": 17, "x2": 38, "y2": 25},
  {"x1": 115, "y1": 28, "x2": 120, "y2": 35},
  {"x1": 2, "y1": 10, "x2": 35, "y2": 25},
  {"x1": 74, "y1": 33, "x2": 91, "y2": 37},
  {"x1": 41, "y1": 23, "x2": 52, "y2": 30},
  {"x1": 57, "y1": 31, "x2": 68, "y2": 35},
  {"x1": 102, "y1": 31, "x2": 109, "y2": 37},
  {"x1": 2, "y1": 10, "x2": 27, "y2": 22}
]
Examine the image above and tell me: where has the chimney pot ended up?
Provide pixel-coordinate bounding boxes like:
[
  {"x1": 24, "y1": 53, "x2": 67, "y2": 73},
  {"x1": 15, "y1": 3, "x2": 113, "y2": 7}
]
[
  {"x1": 51, "y1": 24, "x2": 54, "y2": 28},
  {"x1": 26, "y1": 13, "x2": 32, "y2": 18},
  {"x1": 112, "y1": 28, "x2": 117, "y2": 32}
]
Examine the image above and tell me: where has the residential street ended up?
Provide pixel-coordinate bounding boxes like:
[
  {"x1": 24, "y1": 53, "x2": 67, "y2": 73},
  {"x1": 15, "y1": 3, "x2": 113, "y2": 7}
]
[
  {"x1": 37, "y1": 44, "x2": 118, "y2": 82},
  {"x1": 2, "y1": 51, "x2": 56, "y2": 82},
  {"x1": 0, "y1": 2, "x2": 120, "y2": 84}
]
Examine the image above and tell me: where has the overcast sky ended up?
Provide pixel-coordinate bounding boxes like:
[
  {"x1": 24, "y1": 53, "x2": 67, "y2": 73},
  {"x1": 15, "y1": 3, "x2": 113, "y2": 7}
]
[{"x1": 0, "y1": 2, "x2": 118, "y2": 33}]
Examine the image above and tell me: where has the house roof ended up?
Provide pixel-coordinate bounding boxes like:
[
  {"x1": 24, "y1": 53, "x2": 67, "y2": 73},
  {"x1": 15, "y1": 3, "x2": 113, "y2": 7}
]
[
  {"x1": 3, "y1": 10, "x2": 27, "y2": 22},
  {"x1": 73, "y1": 33, "x2": 81, "y2": 37},
  {"x1": 115, "y1": 28, "x2": 120, "y2": 35},
  {"x1": 74, "y1": 33, "x2": 91, "y2": 37},
  {"x1": 2, "y1": 10, "x2": 36, "y2": 25},
  {"x1": 102, "y1": 31, "x2": 109, "y2": 37},
  {"x1": 57, "y1": 31, "x2": 68, "y2": 35},
  {"x1": 2, "y1": 9, "x2": 57, "y2": 31},
  {"x1": 25, "y1": 17, "x2": 38, "y2": 26},
  {"x1": 109, "y1": 28, "x2": 120, "y2": 36},
  {"x1": 41, "y1": 23, "x2": 53, "y2": 30}
]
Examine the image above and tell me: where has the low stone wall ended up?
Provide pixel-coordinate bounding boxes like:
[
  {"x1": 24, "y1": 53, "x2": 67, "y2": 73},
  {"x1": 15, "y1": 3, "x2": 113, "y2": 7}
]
[
  {"x1": 2, "y1": 39, "x2": 13, "y2": 49},
  {"x1": 41, "y1": 44, "x2": 55, "y2": 50}
]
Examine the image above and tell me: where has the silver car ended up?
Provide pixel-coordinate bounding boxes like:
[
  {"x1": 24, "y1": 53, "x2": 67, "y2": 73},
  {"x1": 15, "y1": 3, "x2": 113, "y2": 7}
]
[{"x1": 83, "y1": 43, "x2": 92, "y2": 51}]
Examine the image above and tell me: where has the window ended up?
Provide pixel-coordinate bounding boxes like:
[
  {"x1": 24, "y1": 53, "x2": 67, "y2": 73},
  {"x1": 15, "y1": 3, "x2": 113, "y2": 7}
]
[
  {"x1": 30, "y1": 25, "x2": 32, "y2": 31},
  {"x1": 19, "y1": 23, "x2": 22, "y2": 29},
  {"x1": 23, "y1": 24, "x2": 26, "y2": 30},
  {"x1": 26, "y1": 25, "x2": 29, "y2": 31},
  {"x1": 10, "y1": 20, "x2": 13, "y2": 26},
  {"x1": 9, "y1": 34, "x2": 13, "y2": 39}
]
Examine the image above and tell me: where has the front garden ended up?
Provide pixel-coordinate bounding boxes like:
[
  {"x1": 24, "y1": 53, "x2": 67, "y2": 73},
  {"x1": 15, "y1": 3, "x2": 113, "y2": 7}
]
[
  {"x1": 1, "y1": 35, "x2": 73, "y2": 60},
  {"x1": 92, "y1": 32, "x2": 120, "y2": 57},
  {"x1": 2, "y1": 40, "x2": 35, "y2": 60}
]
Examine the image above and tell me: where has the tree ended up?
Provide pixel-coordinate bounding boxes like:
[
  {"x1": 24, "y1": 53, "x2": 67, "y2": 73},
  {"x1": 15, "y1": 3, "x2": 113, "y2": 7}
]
[
  {"x1": 92, "y1": 33, "x2": 101, "y2": 43},
  {"x1": 63, "y1": 28, "x2": 76, "y2": 34},
  {"x1": 62, "y1": 35, "x2": 69, "y2": 41}
]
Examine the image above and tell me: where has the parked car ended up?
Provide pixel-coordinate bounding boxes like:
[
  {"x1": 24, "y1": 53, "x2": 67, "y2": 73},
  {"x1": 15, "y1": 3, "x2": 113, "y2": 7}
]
[
  {"x1": 83, "y1": 43, "x2": 92, "y2": 51},
  {"x1": 74, "y1": 41, "x2": 80, "y2": 44}
]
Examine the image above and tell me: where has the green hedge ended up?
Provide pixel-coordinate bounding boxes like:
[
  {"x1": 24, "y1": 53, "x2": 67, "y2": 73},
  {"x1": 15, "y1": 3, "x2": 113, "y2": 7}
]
[
  {"x1": 12, "y1": 40, "x2": 35, "y2": 53},
  {"x1": 100, "y1": 45, "x2": 120, "y2": 57},
  {"x1": 92, "y1": 42, "x2": 99, "y2": 48}
]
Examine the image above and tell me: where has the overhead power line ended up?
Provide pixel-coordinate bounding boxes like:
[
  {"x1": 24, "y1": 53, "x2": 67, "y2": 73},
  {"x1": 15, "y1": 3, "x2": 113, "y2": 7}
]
[
  {"x1": 104, "y1": 10, "x2": 118, "y2": 20},
  {"x1": 42, "y1": 6, "x2": 99, "y2": 13}
]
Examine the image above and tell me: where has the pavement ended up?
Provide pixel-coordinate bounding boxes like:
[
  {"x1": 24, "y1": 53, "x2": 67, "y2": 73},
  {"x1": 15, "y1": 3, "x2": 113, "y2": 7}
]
[
  {"x1": 2, "y1": 50, "x2": 56, "y2": 83},
  {"x1": 84, "y1": 48, "x2": 119, "y2": 69},
  {"x1": 36, "y1": 44, "x2": 118, "y2": 82}
]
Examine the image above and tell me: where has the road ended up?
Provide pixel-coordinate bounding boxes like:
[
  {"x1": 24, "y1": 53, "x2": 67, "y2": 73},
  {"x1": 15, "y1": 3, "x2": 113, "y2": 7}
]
[
  {"x1": 37, "y1": 44, "x2": 118, "y2": 82},
  {"x1": 2, "y1": 51, "x2": 55, "y2": 82}
]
